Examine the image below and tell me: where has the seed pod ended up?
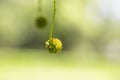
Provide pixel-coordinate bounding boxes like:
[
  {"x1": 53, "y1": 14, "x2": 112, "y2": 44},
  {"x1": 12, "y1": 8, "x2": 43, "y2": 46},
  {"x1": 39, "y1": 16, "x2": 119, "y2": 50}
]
[
  {"x1": 35, "y1": 16, "x2": 47, "y2": 28},
  {"x1": 45, "y1": 38, "x2": 63, "y2": 53}
]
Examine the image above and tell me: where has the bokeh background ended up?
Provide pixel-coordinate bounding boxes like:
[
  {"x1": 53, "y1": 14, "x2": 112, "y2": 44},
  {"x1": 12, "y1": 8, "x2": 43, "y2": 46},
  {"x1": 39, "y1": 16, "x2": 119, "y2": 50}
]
[{"x1": 0, "y1": 0, "x2": 120, "y2": 80}]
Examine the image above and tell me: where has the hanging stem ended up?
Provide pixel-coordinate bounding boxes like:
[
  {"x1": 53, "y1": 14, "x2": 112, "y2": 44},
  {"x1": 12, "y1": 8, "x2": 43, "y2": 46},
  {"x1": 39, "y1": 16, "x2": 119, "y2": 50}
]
[
  {"x1": 38, "y1": 0, "x2": 42, "y2": 16},
  {"x1": 49, "y1": 0, "x2": 56, "y2": 39}
]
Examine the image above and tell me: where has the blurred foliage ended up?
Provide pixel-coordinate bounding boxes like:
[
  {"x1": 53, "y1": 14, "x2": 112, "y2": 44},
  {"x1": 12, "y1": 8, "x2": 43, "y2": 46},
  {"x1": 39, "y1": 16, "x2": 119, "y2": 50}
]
[
  {"x1": 0, "y1": 0, "x2": 120, "y2": 62},
  {"x1": 0, "y1": 0, "x2": 120, "y2": 80}
]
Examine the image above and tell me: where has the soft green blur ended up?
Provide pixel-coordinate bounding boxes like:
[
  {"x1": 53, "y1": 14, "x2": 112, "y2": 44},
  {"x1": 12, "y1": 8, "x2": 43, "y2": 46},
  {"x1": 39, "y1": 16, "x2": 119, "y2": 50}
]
[{"x1": 0, "y1": 0, "x2": 120, "y2": 80}]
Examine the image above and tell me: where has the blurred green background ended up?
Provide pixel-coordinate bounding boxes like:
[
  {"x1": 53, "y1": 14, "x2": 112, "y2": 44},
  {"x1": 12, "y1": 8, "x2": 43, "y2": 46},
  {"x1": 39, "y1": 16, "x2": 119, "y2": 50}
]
[{"x1": 0, "y1": 0, "x2": 120, "y2": 80}]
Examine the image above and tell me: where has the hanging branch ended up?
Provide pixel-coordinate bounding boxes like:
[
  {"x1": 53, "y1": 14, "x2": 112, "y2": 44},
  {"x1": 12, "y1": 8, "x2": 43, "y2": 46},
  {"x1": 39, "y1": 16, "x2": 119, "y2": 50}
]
[
  {"x1": 49, "y1": 0, "x2": 56, "y2": 39},
  {"x1": 45, "y1": 0, "x2": 63, "y2": 53}
]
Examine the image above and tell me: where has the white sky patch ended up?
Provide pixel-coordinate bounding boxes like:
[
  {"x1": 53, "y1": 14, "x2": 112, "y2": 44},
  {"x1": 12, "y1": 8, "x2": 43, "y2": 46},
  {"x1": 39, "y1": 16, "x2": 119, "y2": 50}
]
[
  {"x1": 111, "y1": 0, "x2": 120, "y2": 19},
  {"x1": 96, "y1": 0, "x2": 120, "y2": 19}
]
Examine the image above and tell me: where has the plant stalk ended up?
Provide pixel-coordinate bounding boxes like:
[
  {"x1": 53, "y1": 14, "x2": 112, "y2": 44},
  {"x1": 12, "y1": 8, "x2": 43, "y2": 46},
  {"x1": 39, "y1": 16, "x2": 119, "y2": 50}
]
[
  {"x1": 38, "y1": 0, "x2": 42, "y2": 16},
  {"x1": 49, "y1": 0, "x2": 56, "y2": 39}
]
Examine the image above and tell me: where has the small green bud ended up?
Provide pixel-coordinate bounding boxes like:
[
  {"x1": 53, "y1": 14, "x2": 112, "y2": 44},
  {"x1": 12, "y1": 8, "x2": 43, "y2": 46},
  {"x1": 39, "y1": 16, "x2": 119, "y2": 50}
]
[
  {"x1": 35, "y1": 16, "x2": 47, "y2": 28},
  {"x1": 45, "y1": 38, "x2": 63, "y2": 53}
]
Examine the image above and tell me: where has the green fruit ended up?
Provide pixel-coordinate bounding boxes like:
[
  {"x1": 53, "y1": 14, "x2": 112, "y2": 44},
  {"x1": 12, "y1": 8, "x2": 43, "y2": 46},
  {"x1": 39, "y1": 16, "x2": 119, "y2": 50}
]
[
  {"x1": 45, "y1": 38, "x2": 63, "y2": 53},
  {"x1": 35, "y1": 16, "x2": 47, "y2": 28}
]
